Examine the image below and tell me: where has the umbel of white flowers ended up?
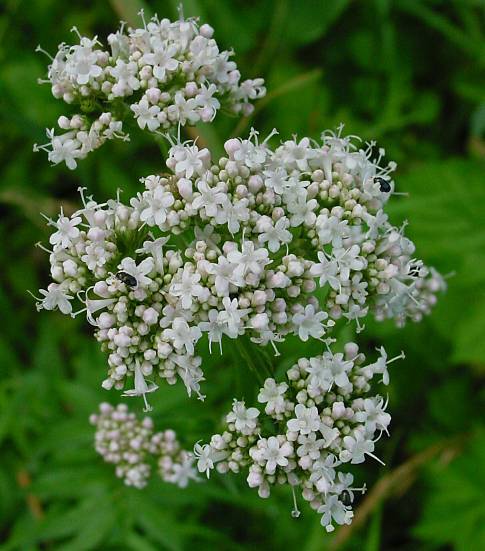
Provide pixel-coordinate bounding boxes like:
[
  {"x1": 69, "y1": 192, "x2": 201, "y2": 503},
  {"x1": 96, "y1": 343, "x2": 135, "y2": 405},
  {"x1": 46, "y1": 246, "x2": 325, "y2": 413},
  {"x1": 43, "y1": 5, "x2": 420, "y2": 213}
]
[
  {"x1": 90, "y1": 402, "x2": 199, "y2": 489},
  {"x1": 33, "y1": 10, "x2": 265, "y2": 169},
  {"x1": 32, "y1": 127, "x2": 445, "y2": 409},
  {"x1": 194, "y1": 341, "x2": 401, "y2": 533}
]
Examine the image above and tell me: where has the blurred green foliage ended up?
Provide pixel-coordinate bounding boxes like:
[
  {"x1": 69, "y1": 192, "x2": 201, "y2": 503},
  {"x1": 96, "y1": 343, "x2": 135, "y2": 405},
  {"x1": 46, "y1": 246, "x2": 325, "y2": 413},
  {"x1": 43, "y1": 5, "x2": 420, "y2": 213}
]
[{"x1": 1, "y1": 0, "x2": 484, "y2": 549}]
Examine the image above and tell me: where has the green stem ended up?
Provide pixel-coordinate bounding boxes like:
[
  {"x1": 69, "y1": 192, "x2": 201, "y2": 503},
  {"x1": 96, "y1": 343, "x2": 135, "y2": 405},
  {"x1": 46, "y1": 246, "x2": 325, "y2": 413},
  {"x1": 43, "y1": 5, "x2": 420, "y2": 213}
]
[{"x1": 233, "y1": 338, "x2": 273, "y2": 386}]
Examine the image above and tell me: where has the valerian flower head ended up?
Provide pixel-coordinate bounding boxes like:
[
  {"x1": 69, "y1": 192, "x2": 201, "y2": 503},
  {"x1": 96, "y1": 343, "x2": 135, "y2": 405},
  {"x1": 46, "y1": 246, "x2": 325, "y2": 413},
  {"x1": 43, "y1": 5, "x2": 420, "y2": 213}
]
[
  {"x1": 34, "y1": 13, "x2": 266, "y2": 168},
  {"x1": 194, "y1": 342, "x2": 401, "y2": 532},
  {"x1": 33, "y1": 127, "x2": 443, "y2": 407},
  {"x1": 90, "y1": 402, "x2": 198, "y2": 489}
]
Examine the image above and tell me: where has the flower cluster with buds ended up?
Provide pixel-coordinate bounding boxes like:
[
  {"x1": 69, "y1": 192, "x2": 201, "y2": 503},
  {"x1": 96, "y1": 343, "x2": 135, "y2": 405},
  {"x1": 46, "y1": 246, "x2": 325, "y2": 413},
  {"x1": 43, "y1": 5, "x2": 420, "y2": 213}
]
[
  {"x1": 32, "y1": 127, "x2": 445, "y2": 408},
  {"x1": 90, "y1": 402, "x2": 198, "y2": 489},
  {"x1": 34, "y1": 11, "x2": 265, "y2": 169},
  {"x1": 194, "y1": 342, "x2": 400, "y2": 532}
]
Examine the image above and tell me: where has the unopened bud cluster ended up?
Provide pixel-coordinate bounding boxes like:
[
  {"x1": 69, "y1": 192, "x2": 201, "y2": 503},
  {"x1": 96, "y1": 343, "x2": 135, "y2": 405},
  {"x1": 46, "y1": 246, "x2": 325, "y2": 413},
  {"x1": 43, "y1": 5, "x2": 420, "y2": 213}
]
[
  {"x1": 195, "y1": 342, "x2": 398, "y2": 532},
  {"x1": 90, "y1": 402, "x2": 198, "y2": 488},
  {"x1": 34, "y1": 12, "x2": 265, "y2": 169},
  {"x1": 32, "y1": 127, "x2": 445, "y2": 407}
]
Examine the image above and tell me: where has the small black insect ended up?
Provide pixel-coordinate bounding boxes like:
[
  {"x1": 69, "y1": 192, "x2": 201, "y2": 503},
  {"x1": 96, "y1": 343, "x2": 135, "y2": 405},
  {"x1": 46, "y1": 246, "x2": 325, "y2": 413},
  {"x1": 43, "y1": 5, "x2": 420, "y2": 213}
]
[
  {"x1": 116, "y1": 271, "x2": 138, "y2": 287},
  {"x1": 375, "y1": 176, "x2": 391, "y2": 193},
  {"x1": 341, "y1": 490, "x2": 352, "y2": 506}
]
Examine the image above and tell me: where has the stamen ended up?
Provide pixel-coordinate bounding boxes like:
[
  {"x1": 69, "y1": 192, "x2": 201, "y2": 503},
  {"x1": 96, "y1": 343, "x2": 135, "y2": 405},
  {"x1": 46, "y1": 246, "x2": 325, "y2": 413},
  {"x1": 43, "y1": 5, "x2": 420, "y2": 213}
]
[
  {"x1": 27, "y1": 290, "x2": 42, "y2": 302},
  {"x1": 387, "y1": 351, "x2": 405, "y2": 365},
  {"x1": 35, "y1": 44, "x2": 54, "y2": 60},
  {"x1": 70, "y1": 26, "x2": 83, "y2": 40},
  {"x1": 142, "y1": 393, "x2": 152, "y2": 413},
  {"x1": 35, "y1": 241, "x2": 54, "y2": 254},
  {"x1": 366, "y1": 451, "x2": 385, "y2": 466},
  {"x1": 138, "y1": 9, "x2": 147, "y2": 29},
  {"x1": 290, "y1": 485, "x2": 301, "y2": 518},
  {"x1": 270, "y1": 340, "x2": 280, "y2": 357}
]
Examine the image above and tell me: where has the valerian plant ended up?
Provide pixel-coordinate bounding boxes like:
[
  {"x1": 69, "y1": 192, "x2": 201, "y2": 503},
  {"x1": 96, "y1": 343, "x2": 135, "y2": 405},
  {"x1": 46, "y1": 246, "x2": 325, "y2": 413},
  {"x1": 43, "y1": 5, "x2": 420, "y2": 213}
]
[{"x1": 32, "y1": 10, "x2": 445, "y2": 533}]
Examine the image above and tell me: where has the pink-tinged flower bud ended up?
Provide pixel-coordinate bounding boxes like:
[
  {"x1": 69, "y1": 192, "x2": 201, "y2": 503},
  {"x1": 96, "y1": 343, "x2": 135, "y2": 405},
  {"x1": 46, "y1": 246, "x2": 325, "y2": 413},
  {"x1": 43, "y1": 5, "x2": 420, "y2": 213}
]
[
  {"x1": 58, "y1": 115, "x2": 70, "y2": 129},
  {"x1": 146, "y1": 87, "x2": 161, "y2": 104},
  {"x1": 143, "y1": 307, "x2": 158, "y2": 325},
  {"x1": 332, "y1": 402, "x2": 346, "y2": 419},
  {"x1": 177, "y1": 178, "x2": 193, "y2": 200},
  {"x1": 248, "y1": 175, "x2": 263, "y2": 193},
  {"x1": 224, "y1": 138, "x2": 241, "y2": 158},
  {"x1": 199, "y1": 23, "x2": 214, "y2": 38}
]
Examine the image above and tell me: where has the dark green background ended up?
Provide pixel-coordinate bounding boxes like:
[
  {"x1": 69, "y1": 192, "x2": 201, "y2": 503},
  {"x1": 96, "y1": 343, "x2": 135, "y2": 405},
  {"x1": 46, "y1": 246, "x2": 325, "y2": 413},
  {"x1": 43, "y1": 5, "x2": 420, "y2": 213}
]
[{"x1": 1, "y1": 1, "x2": 484, "y2": 549}]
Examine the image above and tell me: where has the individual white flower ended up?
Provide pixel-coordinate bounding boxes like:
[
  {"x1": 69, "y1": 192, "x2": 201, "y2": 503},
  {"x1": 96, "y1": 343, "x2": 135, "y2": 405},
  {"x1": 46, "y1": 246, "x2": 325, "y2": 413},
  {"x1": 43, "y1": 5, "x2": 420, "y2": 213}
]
[
  {"x1": 66, "y1": 38, "x2": 103, "y2": 85},
  {"x1": 198, "y1": 309, "x2": 229, "y2": 353},
  {"x1": 292, "y1": 305, "x2": 328, "y2": 341},
  {"x1": 170, "y1": 268, "x2": 205, "y2": 309},
  {"x1": 258, "y1": 216, "x2": 292, "y2": 253},
  {"x1": 354, "y1": 396, "x2": 391, "y2": 434},
  {"x1": 286, "y1": 193, "x2": 317, "y2": 227},
  {"x1": 135, "y1": 236, "x2": 170, "y2": 272},
  {"x1": 309, "y1": 454, "x2": 339, "y2": 495},
  {"x1": 196, "y1": 83, "x2": 220, "y2": 120},
  {"x1": 192, "y1": 181, "x2": 226, "y2": 218},
  {"x1": 48, "y1": 135, "x2": 81, "y2": 170},
  {"x1": 171, "y1": 143, "x2": 210, "y2": 179},
  {"x1": 48, "y1": 210, "x2": 82, "y2": 248},
  {"x1": 326, "y1": 352, "x2": 353, "y2": 388},
  {"x1": 264, "y1": 167, "x2": 290, "y2": 194},
  {"x1": 340, "y1": 433, "x2": 384, "y2": 465},
  {"x1": 257, "y1": 378, "x2": 288, "y2": 414},
  {"x1": 310, "y1": 252, "x2": 340, "y2": 290},
  {"x1": 171, "y1": 92, "x2": 199, "y2": 125},
  {"x1": 226, "y1": 400, "x2": 260, "y2": 434},
  {"x1": 122, "y1": 360, "x2": 158, "y2": 412},
  {"x1": 206, "y1": 256, "x2": 242, "y2": 296},
  {"x1": 220, "y1": 297, "x2": 251, "y2": 337},
  {"x1": 279, "y1": 137, "x2": 317, "y2": 171},
  {"x1": 81, "y1": 243, "x2": 108, "y2": 271},
  {"x1": 194, "y1": 443, "x2": 226, "y2": 478},
  {"x1": 131, "y1": 99, "x2": 161, "y2": 131},
  {"x1": 316, "y1": 215, "x2": 349, "y2": 247},
  {"x1": 296, "y1": 433, "x2": 325, "y2": 460},
  {"x1": 306, "y1": 356, "x2": 332, "y2": 392},
  {"x1": 215, "y1": 199, "x2": 250, "y2": 235},
  {"x1": 110, "y1": 59, "x2": 140, "y2": 96},
  {"x1": 140, "y1": 187, "x2": 175, "y2": 226},
  {"x1": 318, "y1": 495, "x2": 354, "y2": 533},
  {"x1": 164, "y1": 317, "x2": 202, "y2": 355},
  {"x1": 142, "y1": 43, "x2": 179, "y2": 82},
  {"x1": 333, "y1": 245, "x2": 366, "y2": 281},
  {"x1": 227, "y1": 241, "x2": 269, "y2": 278},
  {"x1": 260, "y1": 436, "x2": 293, "y2": 474},
  {"x1": 287, "y1": 404, "x2": 321, "y2": 435},
  {"x1": 33, "y1": 283, "x2": 73, "y2": 314}
]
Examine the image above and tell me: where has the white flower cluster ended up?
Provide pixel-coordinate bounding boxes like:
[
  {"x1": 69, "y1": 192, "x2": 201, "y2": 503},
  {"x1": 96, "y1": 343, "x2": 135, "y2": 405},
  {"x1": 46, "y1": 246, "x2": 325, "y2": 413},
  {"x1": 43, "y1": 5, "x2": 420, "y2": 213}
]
[
  {"x1": 90, "y1": 402, "x2": 198, "y2": 489},
  {"x1": 194, "y1": 342, "x2": 400, "y2": 532},
  {"x1": 34, "y1": 12, "x2": 265, "y2": 169},
  {"x1": 32, "y1": 128, "x2": 445, "y2": 408}
]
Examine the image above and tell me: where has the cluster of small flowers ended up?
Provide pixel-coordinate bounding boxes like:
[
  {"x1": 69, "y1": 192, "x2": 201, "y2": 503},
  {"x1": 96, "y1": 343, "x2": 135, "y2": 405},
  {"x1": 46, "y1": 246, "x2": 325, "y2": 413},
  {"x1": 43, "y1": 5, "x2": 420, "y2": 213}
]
[
  {"x1": 194, "y1": 341, "x2": 400, "y2": 532},
  {"x1": 34, "y1": 11, "x2": 265, "y2": 169},
  {"x1": 32, "y1": 127, "x2": 444, "y2": 407},
  {"x1": 90, "y1": 402, "x2": 198, "y2": 489}
]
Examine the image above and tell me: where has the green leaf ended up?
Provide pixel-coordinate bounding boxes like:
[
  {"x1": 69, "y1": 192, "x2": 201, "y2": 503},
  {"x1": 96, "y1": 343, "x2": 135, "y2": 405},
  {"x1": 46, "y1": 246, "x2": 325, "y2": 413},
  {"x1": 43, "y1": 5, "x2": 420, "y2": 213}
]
[{"x1": 414, "y1": 431, "x2": 485, "y2": 551}]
